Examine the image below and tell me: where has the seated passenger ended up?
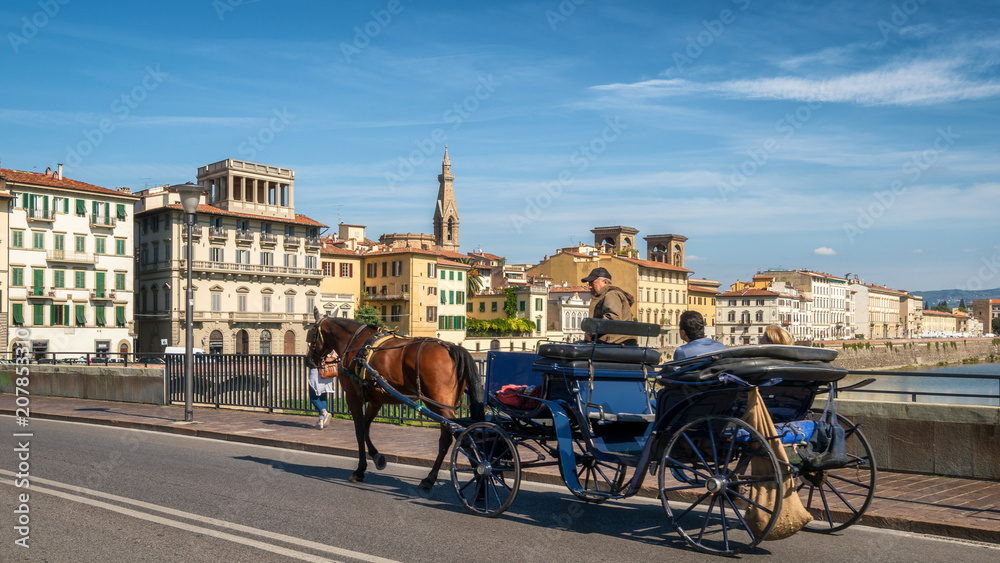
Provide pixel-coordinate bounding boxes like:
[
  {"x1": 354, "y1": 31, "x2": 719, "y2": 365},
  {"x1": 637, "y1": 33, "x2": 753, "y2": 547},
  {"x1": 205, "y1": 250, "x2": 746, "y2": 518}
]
[
  {"x1": 581, "y1": 267, "x2": 638, "y2": 346},
  {"x1": 673, "y1": 311, "x2": 726, "y2": 360},
  {"x1": 760, "y1": 324, "x2": 793, "y2": 345}
]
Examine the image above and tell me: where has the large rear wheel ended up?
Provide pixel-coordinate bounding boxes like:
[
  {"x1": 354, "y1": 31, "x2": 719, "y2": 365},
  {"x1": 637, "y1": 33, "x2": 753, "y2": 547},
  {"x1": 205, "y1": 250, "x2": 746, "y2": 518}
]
[
  {"x1": 450, "y1": 422, "x2": 520, "y2": 517},
  {"x1": 658, "y1": 416, "x2": 783, "y2": 556},
  {"x1": 791, "y1": 417, "x2": 877, "y2": 533}
]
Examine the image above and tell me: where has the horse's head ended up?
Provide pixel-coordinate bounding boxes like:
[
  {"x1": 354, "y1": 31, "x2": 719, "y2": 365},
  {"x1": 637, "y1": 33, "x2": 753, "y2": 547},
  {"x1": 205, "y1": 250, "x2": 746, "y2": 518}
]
[
  {"x1": 306, "y1": 316, "x2": 367, "y2": 369},
  {"x1": 305, "y1": 317, "x2": 331, "y2": 368}
]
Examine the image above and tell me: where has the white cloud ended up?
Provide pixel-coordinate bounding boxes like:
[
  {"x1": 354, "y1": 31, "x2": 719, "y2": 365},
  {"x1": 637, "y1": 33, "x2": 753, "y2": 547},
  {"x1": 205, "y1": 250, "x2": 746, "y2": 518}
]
[
  {"x1": 591, "y1": 59, "x2": 1000, "y2": 107},
  {"x1": 912, "y1": 249, "x2": 923, "y2": 254},
  {"x1": 814, "y1": 247, "x2": 837, "y2": 256}
]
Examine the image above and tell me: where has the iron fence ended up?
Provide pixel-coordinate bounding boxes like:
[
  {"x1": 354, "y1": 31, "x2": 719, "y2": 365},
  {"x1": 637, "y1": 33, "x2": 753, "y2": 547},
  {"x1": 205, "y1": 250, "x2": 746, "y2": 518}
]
[{"x1": 165, "y1": 354, "x2": 485, "y2": 422}]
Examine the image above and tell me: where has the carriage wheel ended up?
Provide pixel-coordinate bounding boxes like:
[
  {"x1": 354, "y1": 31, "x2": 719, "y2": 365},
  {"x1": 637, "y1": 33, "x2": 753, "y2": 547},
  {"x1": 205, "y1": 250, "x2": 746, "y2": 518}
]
[
  {"x1": 792, "y1": 417, "x2": 877, "y2": 533},
  {"x1": 450, "y1": 422, "x2": 520, "y2": 518},
  {"x1": 658, "y1": 416, "x2": 783, "y2": 556},
  {"x1": 559, "y1": 437, "x2": 627, "y2": 503}
]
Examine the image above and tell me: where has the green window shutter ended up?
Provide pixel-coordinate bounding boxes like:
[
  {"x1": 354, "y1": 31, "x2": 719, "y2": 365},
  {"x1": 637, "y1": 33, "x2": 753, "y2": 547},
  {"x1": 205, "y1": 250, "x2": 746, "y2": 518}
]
[
  {"x1": 33, "y1": 269, "x2": 44, "y2": 294},
  {"x1": 116, "y1": 204, "x2": 126, "y2": 220},
  {"x1": 116, "y1": 306, "x2": 126, "y2": 327},
  {"x1": 76, "y1": 305, "x2": 86, "y2": 326},
  {"x1": 43, "y1": 196, "x2": 49, "y2": 217},
  {"x1": 92, "y1": 201, "x2": 99, "y2": 216},
  {"x1": 96, "y1": 272, "x2": 105, "y2": 295},
  {"x1": 13, "y1": 268, "x2": 23, "y2": 287},
  {"x1": 64, "y1": 305, "x2": 70, "y2": 326},
  {"x1": 440, "y1": 271, "x2": 445, "y2": 280},
  {"x1": 75, "y1": 271, "x2": 85, "y2": 289},
  {"x1": 54, "y1": 270, "x2": 64, "y2": 288},
  {"x1": 76, "y1": 199, "x2": 85, "y2": 215},
  {"x1": 22, "y1": 193, "x2": 29, "y2": 209},
  {"x1": 33, "y1": 304, "x2": 44, "y2": 326},
  {"x1": 449, "y1": 291, "x2": 454, "y2": 305},
  {"x1": 64, "y1": 198, "x2": 69, "y2": 213},
  {"x1": 115, "y1": 273, "x2": 125, "y2": 291},
  {"x1": 50, "y1": 304, "x2": 57, "y2": 325},
  {"x1": 440, "y1": 292, "x2": 446, "y2": 305},
  {"x1": 12, "y1": 304, "x2": 24, "y2": 325},
  {"x1": 96, "y1": 306, "x2": 106, "y2": 327},
  {"x1": 104, "y1": 202, "x2": 110, "y2": 218}
]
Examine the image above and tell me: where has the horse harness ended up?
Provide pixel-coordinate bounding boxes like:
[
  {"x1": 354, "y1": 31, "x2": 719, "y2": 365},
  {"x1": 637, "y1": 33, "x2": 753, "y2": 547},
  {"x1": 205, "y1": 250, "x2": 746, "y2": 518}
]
[{"x1": 327, "y1": 321, "x2": 462, "y2": 411}]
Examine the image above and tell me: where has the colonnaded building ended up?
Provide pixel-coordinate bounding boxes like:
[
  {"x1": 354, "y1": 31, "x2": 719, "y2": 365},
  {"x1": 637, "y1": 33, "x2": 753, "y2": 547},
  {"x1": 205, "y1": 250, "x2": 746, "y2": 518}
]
[{"x1": 134, "y1": 159, "x2": 325, "y2": 355}]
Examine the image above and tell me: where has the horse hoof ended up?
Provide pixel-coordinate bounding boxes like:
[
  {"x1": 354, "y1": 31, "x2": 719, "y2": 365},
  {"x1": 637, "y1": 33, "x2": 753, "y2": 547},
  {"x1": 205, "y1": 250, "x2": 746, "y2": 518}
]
[
  {"x1": 373, "y1": 454, "x2": 387, "y2": 471},
  {"x1": 418, "y1": 479, "x2": 434, "y2": 491},
  {"x1": 349, "y1": 474, "x2": 364, "y2": 483}
]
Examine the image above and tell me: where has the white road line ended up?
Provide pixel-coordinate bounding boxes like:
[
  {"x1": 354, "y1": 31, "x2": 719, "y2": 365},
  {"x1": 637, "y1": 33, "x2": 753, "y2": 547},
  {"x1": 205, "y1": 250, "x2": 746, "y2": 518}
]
[{"x1": 0, "y1": 470, "x2": 399, "y2": 563}]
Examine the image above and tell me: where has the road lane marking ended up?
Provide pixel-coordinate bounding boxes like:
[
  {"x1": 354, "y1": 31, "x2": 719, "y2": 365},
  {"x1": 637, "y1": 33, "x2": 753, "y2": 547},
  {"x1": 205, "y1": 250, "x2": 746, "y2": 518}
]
[{"x1": 0, "y1": 470, "x2": 399, "y2": 563}]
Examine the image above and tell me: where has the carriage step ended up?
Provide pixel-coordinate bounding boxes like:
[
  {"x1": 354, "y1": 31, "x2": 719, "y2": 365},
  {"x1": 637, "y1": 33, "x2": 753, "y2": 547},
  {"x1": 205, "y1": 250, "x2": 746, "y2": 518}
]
[{"x1": 586, "y1": 412, "x2": 655, "y2": 423}]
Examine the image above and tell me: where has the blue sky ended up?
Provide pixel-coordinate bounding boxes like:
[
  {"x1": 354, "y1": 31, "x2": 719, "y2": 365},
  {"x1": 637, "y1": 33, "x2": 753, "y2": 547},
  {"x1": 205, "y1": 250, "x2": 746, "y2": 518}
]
[{"x1": 2, "y1": 0, "x2": 999, "y2": 293}]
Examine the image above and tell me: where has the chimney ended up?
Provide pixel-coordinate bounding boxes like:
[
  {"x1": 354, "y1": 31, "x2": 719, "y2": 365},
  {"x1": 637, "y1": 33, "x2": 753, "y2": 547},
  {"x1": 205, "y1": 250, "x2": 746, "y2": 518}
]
[{"x1": 57, "y1": 163, "x2": 63, "y2": 180}]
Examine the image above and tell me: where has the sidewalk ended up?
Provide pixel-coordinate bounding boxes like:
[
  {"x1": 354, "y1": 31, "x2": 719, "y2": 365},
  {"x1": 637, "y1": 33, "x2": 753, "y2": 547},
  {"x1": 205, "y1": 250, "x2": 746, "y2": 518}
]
[{"x1": 3, "y1": 395, "x2": 999, "y2": 544}]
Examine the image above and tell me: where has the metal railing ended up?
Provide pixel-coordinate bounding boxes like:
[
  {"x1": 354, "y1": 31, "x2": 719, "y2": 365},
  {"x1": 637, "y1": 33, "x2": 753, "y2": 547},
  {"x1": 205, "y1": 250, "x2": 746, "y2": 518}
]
[{"x1": 840, "y1": 369, "x2": 1000, "y2": 406}]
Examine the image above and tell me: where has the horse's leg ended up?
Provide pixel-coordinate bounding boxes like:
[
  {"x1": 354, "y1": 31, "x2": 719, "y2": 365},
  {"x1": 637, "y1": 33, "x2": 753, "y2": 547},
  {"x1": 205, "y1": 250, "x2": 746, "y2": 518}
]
[
  {"x1": 418, "y1": 422, "x2": 454, "y2": 491},
  {"x1": 343, "y1": 384, "x2": 369, "y2": 483},
  {"x1": 362, "y1": 402, "x2": 387, "y2": 471}
]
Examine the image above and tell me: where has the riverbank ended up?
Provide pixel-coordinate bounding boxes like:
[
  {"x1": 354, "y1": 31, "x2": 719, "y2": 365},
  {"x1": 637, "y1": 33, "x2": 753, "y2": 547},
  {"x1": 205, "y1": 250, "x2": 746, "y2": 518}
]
[{"x1": 822, "y1": 337, "x2": 1000, "y2": 371}]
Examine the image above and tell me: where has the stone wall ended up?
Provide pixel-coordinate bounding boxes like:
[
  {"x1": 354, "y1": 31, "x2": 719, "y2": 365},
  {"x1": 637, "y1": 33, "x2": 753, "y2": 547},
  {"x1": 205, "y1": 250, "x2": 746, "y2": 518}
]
[
  {"x1": 829, "y1": 338, "x2": 999, "y2": 370},
  {"x1": 0, "y1": 365, "x2": 166, "y2": 404},
  {"x1": 836, "y1": 399, "x2": 1000, "y2": 480}
]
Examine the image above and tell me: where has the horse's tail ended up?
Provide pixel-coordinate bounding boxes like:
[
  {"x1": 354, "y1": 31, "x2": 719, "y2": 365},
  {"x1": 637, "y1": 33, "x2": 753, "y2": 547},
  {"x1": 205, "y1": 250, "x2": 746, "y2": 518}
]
[{"x1": 447, "y1": 343, "x2": 485, "y2": 421}]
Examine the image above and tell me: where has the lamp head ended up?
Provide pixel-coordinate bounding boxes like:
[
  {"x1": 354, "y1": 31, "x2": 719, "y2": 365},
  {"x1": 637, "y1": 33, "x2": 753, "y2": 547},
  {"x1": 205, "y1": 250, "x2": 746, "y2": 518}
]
[{"x1": 171, "y1": 182, "x2": 205, "y2": 215}]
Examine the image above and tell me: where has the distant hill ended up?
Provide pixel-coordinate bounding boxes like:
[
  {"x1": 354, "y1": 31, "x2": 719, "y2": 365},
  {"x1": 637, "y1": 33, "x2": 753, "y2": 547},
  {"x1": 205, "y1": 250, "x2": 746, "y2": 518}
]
[{"x1": 907, "y1": 288, "x2": 1000, "y2": 308}]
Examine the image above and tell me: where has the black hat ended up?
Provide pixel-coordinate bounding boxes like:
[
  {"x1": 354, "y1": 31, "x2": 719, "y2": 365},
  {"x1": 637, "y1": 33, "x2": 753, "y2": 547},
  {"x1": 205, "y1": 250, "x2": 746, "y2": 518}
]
[{"x1": 582, "y1": 267, "x2": 612, "y2": 283}]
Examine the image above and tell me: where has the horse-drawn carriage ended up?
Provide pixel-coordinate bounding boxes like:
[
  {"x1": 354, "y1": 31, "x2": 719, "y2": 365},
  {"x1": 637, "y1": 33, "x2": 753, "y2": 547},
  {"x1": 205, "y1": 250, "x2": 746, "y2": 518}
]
[{"x1": 308, "y1": 317, "x2": 876, "y2": 556}]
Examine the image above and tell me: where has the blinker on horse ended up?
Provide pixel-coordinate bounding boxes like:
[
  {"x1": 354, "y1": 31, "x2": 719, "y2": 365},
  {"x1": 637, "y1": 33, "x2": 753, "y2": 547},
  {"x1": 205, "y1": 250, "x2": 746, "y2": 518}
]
[{"x1": 306, "y1": 316, "x2": 485, "y2": 489}]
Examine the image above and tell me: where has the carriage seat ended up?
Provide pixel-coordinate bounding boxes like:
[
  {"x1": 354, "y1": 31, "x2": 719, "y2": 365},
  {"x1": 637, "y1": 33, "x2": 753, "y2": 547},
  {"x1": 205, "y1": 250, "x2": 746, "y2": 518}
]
[
  {"x1": 537, "y1": 343, "x2": 660, "y2": 365},
  {"x1": 658, "y1": 345, "x2": 844, "y2": 383}
]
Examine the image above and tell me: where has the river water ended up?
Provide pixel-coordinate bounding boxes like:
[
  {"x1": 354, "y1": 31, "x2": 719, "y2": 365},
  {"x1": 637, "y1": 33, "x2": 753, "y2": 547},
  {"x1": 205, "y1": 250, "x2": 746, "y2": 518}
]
[{"x1": 841, "y1": 362, "x2": 1000, "y2": 406}]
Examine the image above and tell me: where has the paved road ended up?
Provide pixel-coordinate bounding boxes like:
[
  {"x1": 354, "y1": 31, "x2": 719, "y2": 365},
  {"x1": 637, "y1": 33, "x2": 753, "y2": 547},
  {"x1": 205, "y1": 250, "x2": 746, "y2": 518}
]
[{"x1": 3, "y1": 418, "x2": 999, "y2": 562}]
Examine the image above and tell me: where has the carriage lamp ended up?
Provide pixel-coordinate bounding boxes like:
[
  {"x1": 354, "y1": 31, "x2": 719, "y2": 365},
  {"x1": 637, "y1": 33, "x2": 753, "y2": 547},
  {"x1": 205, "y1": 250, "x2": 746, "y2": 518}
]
[{"x1": 171, "y1": 182, "x2": 207, "y2": 422}]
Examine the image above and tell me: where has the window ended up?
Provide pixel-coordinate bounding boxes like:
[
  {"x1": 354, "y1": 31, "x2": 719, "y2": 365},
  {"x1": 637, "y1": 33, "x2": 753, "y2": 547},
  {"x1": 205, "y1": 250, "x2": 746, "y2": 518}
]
[
  {"x1": 286, "y1": 296, "x2": 295, "y2": 313},
  {"x1": 340, "y1": 263, "x2": 352, "y2": 277},
  {"x1": 426, "y1": 306, "x2": 436, "y2": 322},
  {"x1": 12, "y1": 303, "x2": 24, "y2": 326},
  {"x1": 449, "y1": 271, "x2": 454, "y2": 281},
  {"x1": 367, "y1": 263, "x2": 377, "y2": 278},
  {"x1": 12, "y1": 268, "x2": 24, "y2": 287},
  {"x1": 51, "y1": 304, "x2": 67, "y2": 326},
  {"x1": 33, "y1": 304, "x2": 44, "y2": 326},
  {"x1": 323, "y1": 262, "x2": 335, "y2": 276},
  {"x1": 115, "y1": 273, "x2": 125, "y2": 291},
  {"x1": 261, "y1": 252, "x2": 273, "y2": 265},
  {"x1": 440, "y1": 270, "x2": 445, "y2": 280},
  {"x1": 238, "y1": 295, "x2": 247, "y2": 312},
  {"x1": 260, "y1": 330, "x2": 272, "y2": 355},
  {"x1": 116, "y1": 306, "x2": 126, "y2": 327},
  {"x1": 54, "y1": 270, "x2": 65, "y2": 288},
  {"x1": 535, "y1": 298, "x2": 542, "y2": 310},
  {"x1": 210, "y1": 247, "x2": 224, "y2": 262},
  {"x1": 32, "y1": 232, "x2": 44, "y2": 250},
  {"x1": 519, "y1": 300, "x2": 525, "y2": 312},
  {"x1": 479, "y1": 302, "x2": 485, "y2": 312},
  {"x1": 306, "y1": 297, "x2": 314, "y2": 314},
  {"x1": 236, "y1": 249, "x2": 250, "y2": 264},
  {"x1": 283, "y1": 253, "x2": 297, "y2": 267},
  {"x1": 12, "y1": 231, "x2": 23, "y2": 248},
  {"x1": 95, "y1": 237, "x2": 106, "y2": 255},
  {"x1": 75, "y1": 271, "x2": 85, "y2": 289},
  {"x1": 116, "y1": 204, "x2": 126, "y2": 220},
  {"x1": 755, "y1": 311, "x2": 764, "y2": 322},
  {"x1": 491, "y1": 301, "x2": 498, "y2": 312},
  {"x1": 440, "y1": 292, "x2": 447, "y2": 305},
  {"x1": 427, "y1": 264, "x2": 436, "y2": 277},
  {"x1": 75, "y1": 304, "x2": 86, "y2": 326},
  {"x1": 391, "y1": 260, "x2": 402, "y2": 276},
  {"x1": 263, "y1": 295, "x2": 271, "y2": 313},
  {"x1": 212, "y1": 293, "x2": 221, "y2": 312},
  {"x1": 75, "y1": 236, "x2": 85, "y2": 253},
  {"x1": 390, "y1": 305, "x2": 401, "y2": 322},
  {"x1": 115, "y1": 239, "x2": 126, "y2": 255},
  {"x1": 727, "y1": 311, "x2": 736, "y2": 322},
  {"x1": 448, "y1": 291, "x2": 454, "y2": 305}
]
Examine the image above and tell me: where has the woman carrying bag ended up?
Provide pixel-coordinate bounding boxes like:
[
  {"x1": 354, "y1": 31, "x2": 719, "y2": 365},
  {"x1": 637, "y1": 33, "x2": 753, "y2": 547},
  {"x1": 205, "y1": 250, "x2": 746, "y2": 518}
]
[{"x1": 308, "y1": 350, "x2": 339, "y2": 429}]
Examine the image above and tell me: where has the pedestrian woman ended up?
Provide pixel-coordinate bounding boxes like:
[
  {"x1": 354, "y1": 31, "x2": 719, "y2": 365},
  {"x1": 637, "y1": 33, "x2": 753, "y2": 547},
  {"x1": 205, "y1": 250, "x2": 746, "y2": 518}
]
[{"x1": 308, "y1": 350, "x2": 338, "y2": 429}]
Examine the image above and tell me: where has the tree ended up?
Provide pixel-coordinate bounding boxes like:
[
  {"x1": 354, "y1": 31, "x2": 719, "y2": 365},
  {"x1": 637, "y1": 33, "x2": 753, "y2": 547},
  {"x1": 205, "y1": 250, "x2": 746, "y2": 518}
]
[
  {"x1": 958, "y1": 298, "x2": 967, "y2": 312},
  {"x1": 354, "y1": 304, "x2": 385, "y2": 328},
  {"x1": 993, "y1": 317, "x2": 1000, "y2": 335},
  {"x1": 459, "y1": 257, "x2": 483, "y2": 297},
  {"x1": 932, "y1": 301, "x2": 950, "y2": 313}
]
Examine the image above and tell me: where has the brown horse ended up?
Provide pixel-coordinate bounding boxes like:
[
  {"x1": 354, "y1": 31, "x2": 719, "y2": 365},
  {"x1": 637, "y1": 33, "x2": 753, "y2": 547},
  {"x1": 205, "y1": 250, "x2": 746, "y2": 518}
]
[{"x1": 306, "y1": 316, "x2": 485, "y2": 490}]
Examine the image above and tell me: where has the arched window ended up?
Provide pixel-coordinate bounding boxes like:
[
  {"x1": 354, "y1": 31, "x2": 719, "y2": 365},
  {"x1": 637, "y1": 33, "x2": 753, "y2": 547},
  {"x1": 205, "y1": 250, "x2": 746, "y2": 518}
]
[
  {"x1": 728, "y1": 311, "x2": 736, "y2": 322},
  {"x1": 741, "y1": 311, "x2": 751, "y2": 324},
  {"x1": 755, "y1": 311, "x2": 764, "y2": 322},
  {"x1": 235, "y1": 329, "x2": 249, "y2": 354},
  {"x1": 209, "y1": 330, "x2": 224, "y2": 354},
  {"x1": 284, "y1": 330, "x2": 296, "y2": 354},
  {"x1": 260, "y1": 330, "x2": 272, "y2": 355}
]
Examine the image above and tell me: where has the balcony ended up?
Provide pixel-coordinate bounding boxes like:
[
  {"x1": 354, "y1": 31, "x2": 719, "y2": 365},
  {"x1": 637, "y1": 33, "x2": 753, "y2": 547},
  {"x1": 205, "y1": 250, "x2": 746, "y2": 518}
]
[
  {"x1": 259, "y1": 232, "x2": 278, "y2": 246},
  {"x1": 209, "y1": 226, "x2": 228, "y2": 240},
  {"x1": 27, "y1": 286, "x2": 48, "y2": 299},
  {"x1": 47, "y1": 250, "x2": 98, "y2": 264},
  {"x1": 304, "y1": 236, "x2": 321, "y2": 248},
  {"x1": 140, "y1": 260, "x2": 173, "y2": 272},
  {"x1": 235, "y1": 230, "x2": 254, "y2": 244},
  {"x1": 91, "y1": 289, "x2": 115, "y2": 301},
  {"x1": 191, "y1": 311, "x2": 312, "y2": 323},
  {"x1": 189, "y1": 260, "x2": 324, "y2": 278},
  {"x1": 283, "y1": 235, "x2": 300, "y2": 247},
  {"x1": 364, "y1": 292, "x2": 410, "y2": 301},
  {"x1": 90, "y1": 214, "x2": 117, "y2": 229},
  {"x1": 26, "y1": 208, "x2": 55, "y2": 223},
  {"x1": 180, "y1": 226, "x2": 203, "y2": 239}
]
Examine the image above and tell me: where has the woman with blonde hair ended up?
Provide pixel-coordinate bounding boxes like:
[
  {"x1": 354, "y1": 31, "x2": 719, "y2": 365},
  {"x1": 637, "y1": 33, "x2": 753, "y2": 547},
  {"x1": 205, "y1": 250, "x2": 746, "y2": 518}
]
[{"x1": 760, "y1": 324, "x2": 793, "y2": 345}]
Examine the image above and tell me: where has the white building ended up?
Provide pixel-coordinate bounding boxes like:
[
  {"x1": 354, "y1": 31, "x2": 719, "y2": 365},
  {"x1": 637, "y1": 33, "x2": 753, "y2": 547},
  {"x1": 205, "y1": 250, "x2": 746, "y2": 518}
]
[{"x1": 2, "y1": 165, "x2": 137, "y2": 358}]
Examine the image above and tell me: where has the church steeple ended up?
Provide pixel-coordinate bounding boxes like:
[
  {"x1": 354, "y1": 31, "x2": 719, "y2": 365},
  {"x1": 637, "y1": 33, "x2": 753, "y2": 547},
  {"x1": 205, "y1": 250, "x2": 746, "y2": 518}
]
[{"x1": 433, "y1": 146, "x2": 459, "y2": 252}]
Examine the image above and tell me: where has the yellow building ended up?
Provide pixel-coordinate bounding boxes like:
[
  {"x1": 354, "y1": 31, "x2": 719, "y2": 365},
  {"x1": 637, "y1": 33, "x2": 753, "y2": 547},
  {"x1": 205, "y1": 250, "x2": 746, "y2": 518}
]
[
  {"x1": 527, "y1": 227, "x2": 692, "y2": 346},
  {"x1": 687, "y1": 278, "x2": 721, "y2": 337},
  {"x1": 359, "y1": 248, "x2": 471, "y2": 341},
  {"x1": 319, "y1": 241, "x2": 363, "y2": 319}
]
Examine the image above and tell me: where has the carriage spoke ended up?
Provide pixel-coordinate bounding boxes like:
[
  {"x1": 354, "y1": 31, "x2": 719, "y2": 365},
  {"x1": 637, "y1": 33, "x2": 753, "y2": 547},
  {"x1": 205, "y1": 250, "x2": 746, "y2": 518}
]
[
  {"x1": 663, "y1": 457, "x2": 712, "y2": 482},
  {"x1": 672, "y1": 491, "x2": 713, "y2": 522}
]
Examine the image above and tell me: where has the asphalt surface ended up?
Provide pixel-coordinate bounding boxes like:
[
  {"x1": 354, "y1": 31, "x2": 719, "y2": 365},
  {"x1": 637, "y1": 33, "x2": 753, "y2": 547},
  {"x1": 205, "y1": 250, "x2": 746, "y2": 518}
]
[{"x1": 2, "y1": 395, "x2": 999, "y2": 546}]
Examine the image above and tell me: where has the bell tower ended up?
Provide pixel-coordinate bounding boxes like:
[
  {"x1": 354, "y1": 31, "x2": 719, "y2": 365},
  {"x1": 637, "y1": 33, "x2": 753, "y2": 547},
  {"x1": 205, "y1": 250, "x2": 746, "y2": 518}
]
[
  {"x1": 644, "y1": 233, "x2": 688, "y2": 268},
  {"x1": 433, "y1": 146, "x2": 460, "y2": 252}
]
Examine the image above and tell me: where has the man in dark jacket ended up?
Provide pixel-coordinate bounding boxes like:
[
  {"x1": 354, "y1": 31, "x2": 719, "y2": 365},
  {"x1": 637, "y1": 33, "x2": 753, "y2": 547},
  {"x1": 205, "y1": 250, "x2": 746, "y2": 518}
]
[{"x1": 582, "y1": 267, "x2": 637, "y2": 346}]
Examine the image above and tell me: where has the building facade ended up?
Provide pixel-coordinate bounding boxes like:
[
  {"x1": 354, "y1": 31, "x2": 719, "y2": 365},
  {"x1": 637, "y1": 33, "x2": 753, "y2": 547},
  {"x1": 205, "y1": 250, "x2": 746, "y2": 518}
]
[
  {"x1": 687, "y1": 278, "x2": 720, "y2": 338},
  {"x1": 971, "y1": 299, "x2": 1000, "y2": 334},
  {"x1": 2, "y1": 166, "x2": 137, "y2": 358},
  {"x1": 134, "y1": 159, "x2": 325, "y2": 355}
]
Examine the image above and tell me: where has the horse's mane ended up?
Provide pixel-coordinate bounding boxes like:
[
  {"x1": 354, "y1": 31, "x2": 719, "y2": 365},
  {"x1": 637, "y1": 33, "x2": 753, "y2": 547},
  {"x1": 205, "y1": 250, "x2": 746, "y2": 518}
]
[{"x1": 324, "y1": 316, "x2": 379, "y2": 333}]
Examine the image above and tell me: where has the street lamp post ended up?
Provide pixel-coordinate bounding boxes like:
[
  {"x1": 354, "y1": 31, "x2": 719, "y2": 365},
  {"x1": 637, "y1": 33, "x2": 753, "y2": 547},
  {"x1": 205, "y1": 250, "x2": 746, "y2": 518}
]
[{"x1": 171, "y1": 182, "x2": 206, "y2": 422}]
